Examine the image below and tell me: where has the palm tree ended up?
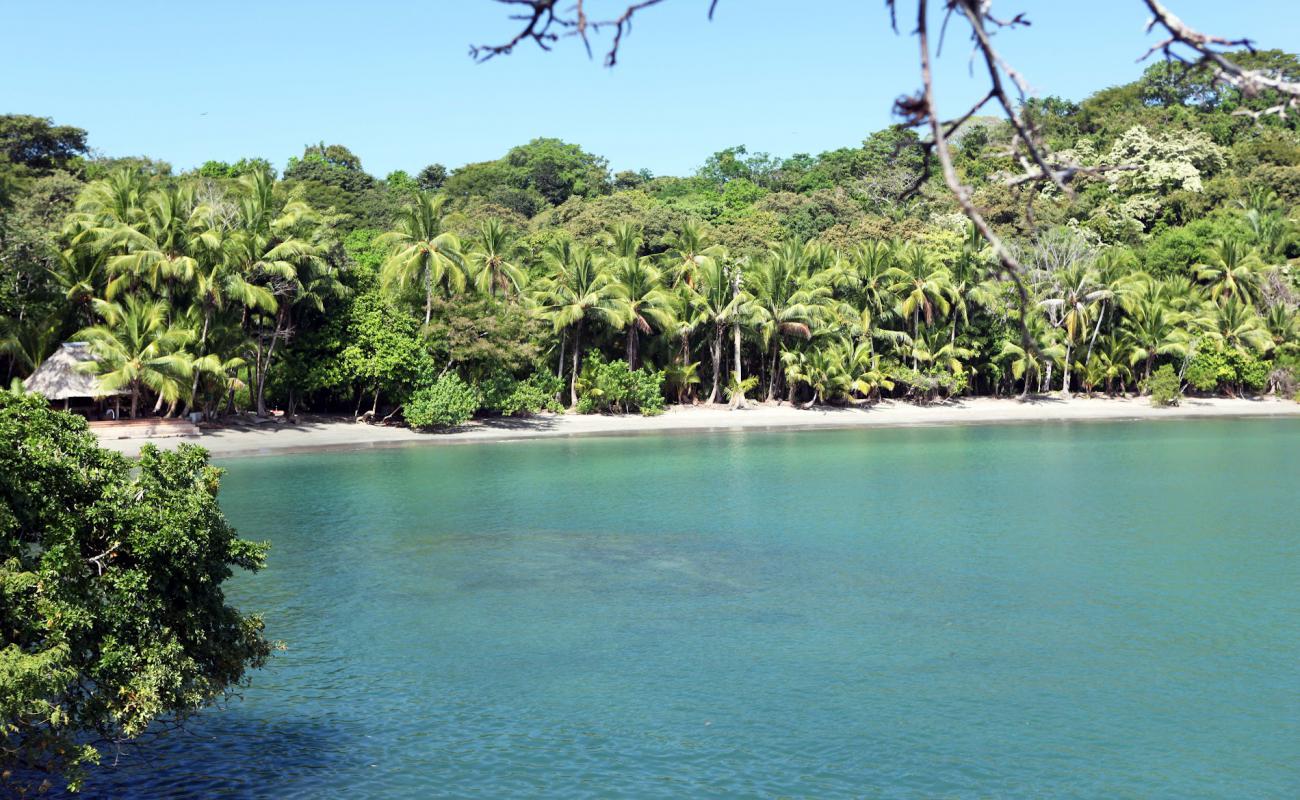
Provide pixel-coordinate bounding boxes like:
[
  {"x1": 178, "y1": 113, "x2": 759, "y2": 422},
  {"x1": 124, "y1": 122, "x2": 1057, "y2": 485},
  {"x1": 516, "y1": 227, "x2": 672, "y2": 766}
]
[
  {"x1": 228, "y1": 170, "x2": 341, "y2": 416},
  {"x1": 886, "y1": 244, "x2": 954, "y2": 367},
  {"x1": 995, "y1": 311, "x2": 1062, "y2": 398},
  {"x1": 690, "y1": 257, "x2": 748, "y2": 404},
  {"x1": 77, "y1": 296, "x2": 193, "y2": 418},
  {"x1": 664, "y1": 220, "x2": 724, "y2": 288},
  {"x1": 0, "y1": 312, "x2": 62, "y2": 380},
  {"x1": 466, "y1": 219, "x2": 526, "y2": 298},
  {"x1": 105, "y1": 183, "x2": 215, "y2": 300},
  {"x1": 663, "y1": 360, "x2": 701, "y2": 404},
  {"x1": 1037, "y1": 261, "x2": 1110, "y2": 396},
  {"x1": 610, "y1": 254, "x2": 675, "y2": 370},
  {"x1": 746, "y1": 246, "x2": 828, "y2": 401},
  {"x1": 782, "y1": 344, "x2": 851, "y2": 407},
  {"x1": 378, "y1": 192, "x2": 466, "y2": 324},
  {"x1": 187, "y1": 229, "x2": 274, "y2": 410},
  {"x1": 847, "y1": 340, "x2": 895, "y2": 401},
  {"x1": 1196, "y1": 238, "x2": 1266, "y2": 306},
  {"x1": 847, "y1": 240, "x2": 894, "y2": 322},
  {"x1": 1213, "y1": 297, "x2": 1273, "y2": 355},
  {"x1": 1123, "y1": 298, "x2": 1190, "y2": 384},
  {"x1": 535, "y1": 240, "x2": 623, "y2": 407}
]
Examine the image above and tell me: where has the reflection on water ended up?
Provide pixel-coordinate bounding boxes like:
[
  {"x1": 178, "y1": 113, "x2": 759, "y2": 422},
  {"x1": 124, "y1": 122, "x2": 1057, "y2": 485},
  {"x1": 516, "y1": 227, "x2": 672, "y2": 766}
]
[{"x1": 68, "y1": 421, "x2": 1300, "y2": 798}]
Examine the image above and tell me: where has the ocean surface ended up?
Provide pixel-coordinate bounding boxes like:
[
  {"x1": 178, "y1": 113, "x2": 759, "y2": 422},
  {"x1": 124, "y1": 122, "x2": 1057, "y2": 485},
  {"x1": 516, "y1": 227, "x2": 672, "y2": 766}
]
[{"x1": 73, "y1": 419, "x2": 1299, "y2": 798}]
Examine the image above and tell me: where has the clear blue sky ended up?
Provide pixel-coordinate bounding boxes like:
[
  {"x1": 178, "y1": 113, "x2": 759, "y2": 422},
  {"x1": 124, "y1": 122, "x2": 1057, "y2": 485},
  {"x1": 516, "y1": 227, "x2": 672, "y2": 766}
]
[{"x1": 2, "y1": 1, "x2": 1296, "y2": 178}]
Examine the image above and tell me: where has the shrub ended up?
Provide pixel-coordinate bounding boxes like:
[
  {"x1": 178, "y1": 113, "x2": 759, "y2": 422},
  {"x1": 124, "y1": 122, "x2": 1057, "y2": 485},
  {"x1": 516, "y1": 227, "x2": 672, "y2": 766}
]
[
  {"x1": 575, "y1": 355, "x2": 665, "y2": 415},
  {"x1": 0, "y1": 394, "x2": 270, "y2": 793},
  {"x1": 1145, "y1": 364, "x2": 1182, "y2": 407},
  {"x1": 405, "y1": 374, "x2": 479, "y2": 429},
  {"x1": 1185, "y1": 344, "x2": 1270, "y2": 395},
  {"x1": 479, "y1": 370, "x2": 564, "y2": 416}
]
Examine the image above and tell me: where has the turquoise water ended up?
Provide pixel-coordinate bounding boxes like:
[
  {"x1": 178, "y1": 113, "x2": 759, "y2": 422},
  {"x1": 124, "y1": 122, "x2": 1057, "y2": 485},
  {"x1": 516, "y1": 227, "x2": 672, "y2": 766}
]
[{"x1": 76, "y1": 420, "x2": 1297, "y2": 798}]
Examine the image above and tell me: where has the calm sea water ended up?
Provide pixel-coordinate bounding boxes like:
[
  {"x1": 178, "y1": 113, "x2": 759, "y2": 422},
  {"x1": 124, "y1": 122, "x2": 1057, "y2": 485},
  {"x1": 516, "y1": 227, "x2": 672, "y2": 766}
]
[{"x1": 74, "y1": 419, "x2": 1298, "y2": 798}]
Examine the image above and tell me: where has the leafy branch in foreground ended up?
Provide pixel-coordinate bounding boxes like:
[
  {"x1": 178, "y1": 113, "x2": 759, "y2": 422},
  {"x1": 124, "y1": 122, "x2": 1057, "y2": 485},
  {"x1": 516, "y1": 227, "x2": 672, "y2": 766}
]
[{"x1": 0, "y1": 393, "x2": 270, "y2": 794}]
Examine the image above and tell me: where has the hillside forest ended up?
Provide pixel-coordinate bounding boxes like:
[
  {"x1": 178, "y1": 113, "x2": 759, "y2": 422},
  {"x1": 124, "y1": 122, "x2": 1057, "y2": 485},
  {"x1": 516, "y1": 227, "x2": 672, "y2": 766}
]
[{"x1": 3, "y1": 54, "x2": 1299, "y2": 425}]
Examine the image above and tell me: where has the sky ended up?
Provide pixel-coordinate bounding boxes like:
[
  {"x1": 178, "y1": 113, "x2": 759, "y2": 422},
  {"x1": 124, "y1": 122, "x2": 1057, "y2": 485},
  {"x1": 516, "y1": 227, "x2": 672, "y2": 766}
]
[{"x1": 3, "y1": 1, "x2": 1298, "y2": 178}]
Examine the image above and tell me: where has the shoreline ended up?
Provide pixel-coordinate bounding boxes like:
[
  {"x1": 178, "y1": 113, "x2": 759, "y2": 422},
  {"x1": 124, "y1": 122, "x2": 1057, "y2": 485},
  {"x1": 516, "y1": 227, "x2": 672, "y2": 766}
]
[{"x1": 92, "y1": 396, "x2": 1300, "y2": 459}]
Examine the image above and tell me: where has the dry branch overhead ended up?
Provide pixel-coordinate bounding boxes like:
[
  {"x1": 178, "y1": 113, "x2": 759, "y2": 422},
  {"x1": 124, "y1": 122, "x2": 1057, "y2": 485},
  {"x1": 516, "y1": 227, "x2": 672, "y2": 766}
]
[{"x1": 1140, "y1": 0, "x2": 1300, "y2": 120}]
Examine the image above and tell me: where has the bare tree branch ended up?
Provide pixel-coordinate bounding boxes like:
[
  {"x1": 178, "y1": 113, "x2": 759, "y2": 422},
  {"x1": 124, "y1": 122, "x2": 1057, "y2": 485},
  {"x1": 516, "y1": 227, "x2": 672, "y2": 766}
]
[
  {"x1": 1140, "y1": 0, "x2": 1300, "y2": 119},
  {"x1": 471, "y1": 0, "x2": 718, "y2": 66}
]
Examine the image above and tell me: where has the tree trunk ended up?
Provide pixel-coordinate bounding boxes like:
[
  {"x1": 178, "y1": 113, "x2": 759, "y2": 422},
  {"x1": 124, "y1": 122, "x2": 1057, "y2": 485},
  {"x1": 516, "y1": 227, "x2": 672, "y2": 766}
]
[
  {"x1": 766, "y1": 342, "x2": 780, "y2": 402},
  {"x1": 706, "y1": 324, "x2": 723, "y2": 404},
  {"x1": 627, "y1": 326, "x2": 639, "y2": 370},
  {"x1": 569, "y1": 320, "x2": 583, "y2": 408},
  {"x1": 556, "y1": 329, "x2": 566, "y2": 378},
  {"x1": 256, "y1": 309, "x2": 286, "y2": 417},
  {"x1": 188, "y1": 305, "x2": 212, "y2": 414},
  {"x1": 730, "y1": 318, "x2": 745, "y2": 409},
  {"x1": 1084, "y1": 302, "x2": 1106, "y2": 366},
  {"x1": 1061, "y1": 341, "x2": 1073, "y2": 397},
  {"x1": 424, "y1": 268, "x2": 433, "y2": 326}
]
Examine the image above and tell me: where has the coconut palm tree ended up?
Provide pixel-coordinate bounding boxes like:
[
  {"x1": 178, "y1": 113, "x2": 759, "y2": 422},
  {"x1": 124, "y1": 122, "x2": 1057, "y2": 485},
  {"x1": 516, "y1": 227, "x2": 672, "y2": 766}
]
[
  {"x1": 663, "y1": 360, "x2": 701, "y2": 404},
  {"x1": 227, "y1": 170, "x2": 341, "y2": 416},
  {"x1": 1213, "y1": 297, "x2": 1273, "y2": 355},
  {"x1": 782, "y1": 344, "x2": 851, "y2": 407},
  {"x1": 466, "y1": 218, "x2": 526, "y2": 298},
  {"x1": 690, "y1": 257, "x2": 748, "y2": 404},
  {"x1": 535, "y1": 240, "x2": 623, "y2": 407},
  {"x1": 664, "y1": 220, "x2": 724, "y2": 288},
  {"x1": 379, "y1": 192, "x2": 466, "y2": 324},
  {"x1": 77, "y1": 296, "x2": 193, "y2": 418},
  {"x1": 1123, "y1": 298, "x2": 1190, "y2": 384},
  {"x1": 1084, "y1": 335, "x2": 1134, "y2": 396},
  {"x1": 104, "y1": 183, "x2": 215, "y2": 300},
  {"x1": 186, "y1": 232, "x2": 274, "y2": 410},
  {"x1": 1196, "y1": 238, "x2": 1266, "y2": 306},
  {"x1": 0, "y1": 313, "x2": 63, "y2": 380},
  {"x1": 610, "y1": 254, "x2": 675, "y2": 370},
  {"x1": 745, "y1": 246, "x2": 828, "y2": 400},
  {"x1": 847, "y1": 240, "x2": 894, "y2": 321},
  {"x1": 1037, "y1": 261, "x2": 1110, "y2": 396},
  {"x1": 886, "y1": 244, "x2": 954, "y2": 367}
]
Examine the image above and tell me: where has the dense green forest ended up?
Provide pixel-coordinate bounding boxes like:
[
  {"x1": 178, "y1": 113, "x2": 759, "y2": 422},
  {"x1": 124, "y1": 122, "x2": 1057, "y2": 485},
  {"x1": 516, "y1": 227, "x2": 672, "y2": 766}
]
[{"x1": 3, "y1": 54, "x2": 1299, "y2": 426}]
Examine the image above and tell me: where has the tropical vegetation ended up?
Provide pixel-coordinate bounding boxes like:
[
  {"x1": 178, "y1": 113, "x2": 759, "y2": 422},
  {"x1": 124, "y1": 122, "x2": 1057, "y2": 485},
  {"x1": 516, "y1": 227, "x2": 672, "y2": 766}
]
[{"x1": 3, "y1": 54, "x2": 1299, "y2": 426}]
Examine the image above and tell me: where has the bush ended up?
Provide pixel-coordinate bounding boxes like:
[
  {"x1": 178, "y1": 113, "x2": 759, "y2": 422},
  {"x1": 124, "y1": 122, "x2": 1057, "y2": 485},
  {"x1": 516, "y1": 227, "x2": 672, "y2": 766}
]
[
  {"x1": 1145, "y1": 364, "x2": 1183, "y2": 407},
  {"x1": 0, "y1": 394, "x2": 270, "y2": 793},
  {"x1": 479, "y1": 370, "x2": 564, "y2": 416},
  {"x1": 575, "y1": 355, "x2": 665, "y2": 415},
  {"x1": 1185, "y1": 344, "x2": 1270, "y2": 395},
  {"x1": 405, "y1": 374, "x2": 479, "y2": 429}
]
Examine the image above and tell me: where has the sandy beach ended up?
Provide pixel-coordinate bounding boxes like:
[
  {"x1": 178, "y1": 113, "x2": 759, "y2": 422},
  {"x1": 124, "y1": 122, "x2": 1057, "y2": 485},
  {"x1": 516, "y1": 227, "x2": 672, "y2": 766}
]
[{"x1": 92, "y1": 396, "x2": 1300, "y2": 458}]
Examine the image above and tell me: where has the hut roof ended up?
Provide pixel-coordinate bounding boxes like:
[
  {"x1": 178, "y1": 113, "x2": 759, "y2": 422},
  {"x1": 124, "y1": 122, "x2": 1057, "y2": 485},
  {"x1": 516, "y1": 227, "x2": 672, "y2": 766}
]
[{"x1": 23, "y1": 342, "x2": 127, "y2": 401}]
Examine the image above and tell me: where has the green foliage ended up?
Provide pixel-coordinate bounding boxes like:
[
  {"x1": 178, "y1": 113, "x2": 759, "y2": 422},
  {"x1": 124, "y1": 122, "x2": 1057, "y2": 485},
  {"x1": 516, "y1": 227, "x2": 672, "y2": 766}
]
[
  {"x1": 0, "y1": 114, "x2": 88, "y2": 174},
  {"x1": 1145, "y1": 364, "x2": 1183, "y2": 406},
  {"x1": 405, "y1": 373, "x2": 478, "y2": 428},
  {"x1": 0, "y1": 394, "x2": 269, "y2": 793},
  {"x1": 479, "y1": 370, "x2": 564, "y2": 416},
  {"x1": 442, "y1": 137, "x2": 610, "y2": 215},
  {"x1": 338, "y1": 291, "x2": 436, "y2": 407},
  {"x1": 424, "y1": 296, "x2": 546, "y2": 378},
  {"x1": 194, "y1": 158, "x2": 273, "y2": 179},
  {"x1": 4, "y1": 49, "x2": 1300, "y2": 427},
  {"x1": 574, "y1": 354, "x2": 665, "y2": 415},
  {"x1": 1185, "y1": 343, "x2": 1270, "y2": 394}
]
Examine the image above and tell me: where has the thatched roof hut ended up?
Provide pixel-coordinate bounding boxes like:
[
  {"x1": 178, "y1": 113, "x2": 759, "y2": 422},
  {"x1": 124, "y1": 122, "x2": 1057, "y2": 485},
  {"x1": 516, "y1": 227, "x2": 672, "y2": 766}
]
[{"x1": 23, "y1": 342, "x2": 126, "y2": 401}]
